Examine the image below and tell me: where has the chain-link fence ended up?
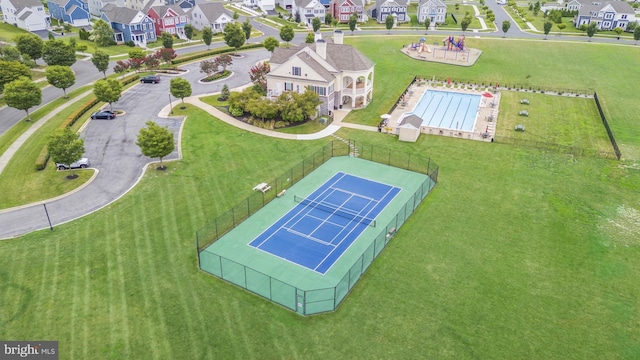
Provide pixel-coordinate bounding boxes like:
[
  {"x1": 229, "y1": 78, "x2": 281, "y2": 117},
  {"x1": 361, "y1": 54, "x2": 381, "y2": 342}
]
[{"x1": 196, "y1": 140, "x2": 439, "y2": 315}]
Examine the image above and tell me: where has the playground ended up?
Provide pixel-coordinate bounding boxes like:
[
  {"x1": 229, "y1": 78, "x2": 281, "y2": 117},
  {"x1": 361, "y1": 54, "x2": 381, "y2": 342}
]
[{"x1": 401, "y1": 36, "x2": 482, "y2": 66}]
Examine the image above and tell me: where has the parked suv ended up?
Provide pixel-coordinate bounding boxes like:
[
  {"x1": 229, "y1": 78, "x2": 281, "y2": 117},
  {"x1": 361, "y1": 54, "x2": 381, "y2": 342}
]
[
  {"x1": 56, "y1": 158, "x2": 90, "y2": 170},
  {"x1": 140, "y1": 75, "x2": 161, "y2": 84}
]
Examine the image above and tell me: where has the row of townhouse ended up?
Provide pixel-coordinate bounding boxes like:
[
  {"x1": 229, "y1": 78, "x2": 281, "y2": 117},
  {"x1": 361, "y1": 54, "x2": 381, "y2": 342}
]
[
  {"x1": 277, "y1": 0, "x2": 446, "y2": 26},
  {"x1": 1, "y1": 0, "x2": 234, "y2": 47},
  {"x1": 568, "y1": 0, "x2": 635, "y2": 31}
]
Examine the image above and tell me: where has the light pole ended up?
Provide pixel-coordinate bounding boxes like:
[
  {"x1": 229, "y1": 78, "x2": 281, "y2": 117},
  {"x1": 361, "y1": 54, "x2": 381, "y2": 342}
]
[{"x1": 168, "y1": 93, "x2": 173, "y2": 115}]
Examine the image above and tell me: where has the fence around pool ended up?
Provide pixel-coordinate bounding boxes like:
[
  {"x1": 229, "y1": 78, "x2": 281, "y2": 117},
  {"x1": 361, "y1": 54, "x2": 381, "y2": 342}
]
[{"x1": 195, "y1": 140, "x2": 439, "y2": 315}]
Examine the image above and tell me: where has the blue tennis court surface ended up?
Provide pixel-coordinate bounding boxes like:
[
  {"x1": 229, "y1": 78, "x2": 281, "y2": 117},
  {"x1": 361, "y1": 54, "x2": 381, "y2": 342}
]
[
  {"x1": 249, "y1": 172, "x2": 401, "y2": 274},
  {"x1": 408, "y1": 90, "x2": 481, "y2": 131}
]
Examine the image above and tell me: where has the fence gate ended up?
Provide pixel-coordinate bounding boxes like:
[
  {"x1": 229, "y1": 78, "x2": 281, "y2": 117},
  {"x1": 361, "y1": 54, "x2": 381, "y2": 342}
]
[{"x1": 296, "y1": 289, "x2": 305, "y2": 315}]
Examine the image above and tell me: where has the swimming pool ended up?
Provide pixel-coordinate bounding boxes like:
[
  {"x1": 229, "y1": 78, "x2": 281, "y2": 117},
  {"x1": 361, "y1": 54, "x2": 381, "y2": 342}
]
[{"x1": 405, "y1": 90, "x2": 481, "y2": 132}]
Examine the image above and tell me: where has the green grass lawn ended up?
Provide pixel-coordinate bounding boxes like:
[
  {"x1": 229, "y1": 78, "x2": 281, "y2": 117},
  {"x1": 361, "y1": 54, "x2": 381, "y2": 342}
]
[
  {"x1": 1, "y1": 37, "x2": 640, "y2": 359},
  {"x1": 0, "y1": 22, "x2": 31, "y2": 42},
  {"x1": 342, "y1": 36, "x2": 640, "y2": 158},
  {"x1": 1, "y1": 107, "x2": 639, "y2": 358}
]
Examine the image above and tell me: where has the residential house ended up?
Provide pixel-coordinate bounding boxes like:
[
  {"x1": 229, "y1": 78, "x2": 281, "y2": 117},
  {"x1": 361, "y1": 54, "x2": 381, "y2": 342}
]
[
  {"x1": 573, "y1": 0, "x2": 634, "y2": 30},
  {"x1": 87, "y1": 0, "x2": 123, "y2": 17},
  {"x1": 292, "y1": 0, "x2": 326, "y2": 27},
  {"x1": 165, "y1": 0, "x2": 195, "y2": 10},
  {"x1": 147, "y1": 4, "x2": 190, "y2": 39},
  {"x1": 372, "y1": 0, "x2": 407, "y2": 24},
  {"x1": 416, "y1": 0, "x2": 446, "y2": 24},
  {"x1": 190, "y1": 2, "x2": 233, "y2": 34},
  {"x1": 330, "y1": 0, "x2": 366, "y2": 23},
  {"x1": 0, "y1": 0, "x2": 49, "y2": 31},
  {"x1": 564, "y1": 0, "x2": 580, "y2": 11},
  {"x1": 48, "y1": 0, "x2": 91, "y2": 27},
  {"x1": 276, "y1": 0, "x2": 294, "y2": 10},
  {"x1": 243, "y1": 0, "x2": 275, "y2": 13},
  {"x1": 266, "y1": 30, "x2": 375, "y2": 115},
  {"x1": 101, "y1": 3, "x2": 156, "y2": 46}
]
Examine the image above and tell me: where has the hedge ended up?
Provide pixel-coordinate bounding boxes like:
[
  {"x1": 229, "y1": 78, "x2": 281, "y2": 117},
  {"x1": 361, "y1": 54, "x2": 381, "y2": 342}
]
[
  {"x1": 171, "y1": 43, "x2": 264, "y2": 65},
  {"x1": 35, "y1": 74, "x2": 140, "y2": 170}
]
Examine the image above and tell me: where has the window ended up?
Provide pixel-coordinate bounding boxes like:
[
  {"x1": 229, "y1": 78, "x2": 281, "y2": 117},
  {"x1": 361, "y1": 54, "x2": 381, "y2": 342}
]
[
  {"x1": 284, "y1": 82, "x2": 293, "y2": 90},
  {"x1": 621, "y1": 15, "x2": 627, "y2": 19},
  {"x1": 310, "y1": 85, "x2": 326, "y2": 96},
  {"x1": 604, "y1": 13, "x2": 613, "y2": 19},
  {"x1": 341, "y1": 14, "x2": 348, "y2": 20},
  {"x1": 328, "y1": 84, "x2": 334, "y2": 94},
  {"x1": 292, "y1": 66, "x2": 301, "y2": 76}
]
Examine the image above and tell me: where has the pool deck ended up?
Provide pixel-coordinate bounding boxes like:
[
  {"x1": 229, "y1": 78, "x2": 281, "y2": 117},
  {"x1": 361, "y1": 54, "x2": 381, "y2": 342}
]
[{"x1": 388, "y1": 83, "x2": 501, "y2": 142}]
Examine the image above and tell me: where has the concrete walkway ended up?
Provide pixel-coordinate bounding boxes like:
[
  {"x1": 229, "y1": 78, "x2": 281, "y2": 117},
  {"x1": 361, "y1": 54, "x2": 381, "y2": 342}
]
[
  {"x1": 0, "y1": 90, "x2": 94, "y2": 176},
  {"x1": 471, "y1": 5, "x2": 489, "y2": 31}
]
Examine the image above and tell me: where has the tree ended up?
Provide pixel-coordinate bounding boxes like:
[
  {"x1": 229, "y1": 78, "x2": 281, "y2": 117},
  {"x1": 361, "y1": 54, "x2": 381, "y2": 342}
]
[
  {"x1": 325, "y1": 13, "x2": 333, "y2": 26},
  {"x1": 90, "y1": 19, "x2": 115, "y2": 47},
  {"x1": 43, "y1": 39, "x2": 76, "y2": 66},
  {"x1": 461, "y1": 14, "x2": 472, "y2": 33},
  {"x1": 219, "y1": 84, "x2": 230, "y2": 101},
  {"x1": 263, "y1": 36, "x2": 280, "y2": 53},
  {"x1": 113, "y1": 60, "x2": 130, "y2": 78},
  {"x1": 277, "y1": 88, "x2": 320, "y2": 122},
  {"x1": 249, "y1": 62, "x2": 270, "y2": 92},
  {"x1": 0, "y1": 60, "x2": 31, "y2": 92},
  {"x1": 48, "y1": 128, "x2": 85, "y2": 170},
  {"x1": 635, "y1": 26, "x2": 640, "y2": 45},
  {"x1": 93, "y1": 79, "x2": 122, "y2": 112},
  {"x1": 184, "y1": 24, "x2": 195, "y2": 42},
  {"x1": 557, "y1": 23, "x2": 566, "y2": 32},
  {"x1": 161, "y1": 32, "x2": 174, "y2": 49},
  {"x1": 247, "y1": 97, "x2": 278, "y2": 121},
  {"x1": 586, "y1": 22, "x2": 597, "y2": 41},
  {"x1": 202, "y1": 27, "x2": 213, "y2": 49},
  {"x1": 200, "y1": 59, "x2": 218, "y2": 77},
  {"x1": 242, "y1": 18, "x2": 252, "y2": 40},
  {"x1": 156, "y1": 47, "x2": 177, "y2": 64},
  {"x1": 127, "y1": 49, "x2": 146, "y2": 72},
  {"x1": 385, "y1": 15, "x2": 394, "y2": 34},
  {"x1": 46, "y1": 65, "x2": 75, "y2": 98},
  {"x1": 136, "y1": 121, "x2": 175, "y2": 169},
  {"x1": 349, "y1": 14, "x2": 358, "y2": 34},
  {"x1": 91, "y1": 50, "x2": 110, "y2": 79},
  {"x1": 543, "y1": 21, "x2": 553, "y2": 39},
  {"x1": 312, "y1": 17, "x2": 322, "y2": 33},
  {"x1": 223, "y1": 22, "x2": 245, "y2": 54},
  {"x1": 280, "y1": 25, "x2": 295, "y2": 44},
  {"x1": 170, "y1": 77, "x2": 192, "y2": 106},
  {"x1": 502, "y1": 20, "x2": 511, "y2": 38},
  {"x1": 579, "y1": 23, "x2": 588, "y2": 34},
  {"x1": 144, "y1": 53, "x2": 160, "y2": 70},
  {"x1": 424, "y1": 18, "x2": 431, "y2": 34},
  {"x1": 216, "y1": 54, "x2": 233, "y2": 71},
  {"x1": 295, "y1": 12, "x2": 301, "y2": 23},
  {"x1": 15, "y1": 34, "x2": 43, "y2": 63},
  {"x1": 233, "y1": 11, "x2": 239, "y2": 21},
  {"x1": 0, "y1": 45, "x2": 22, "y2": 62},
  {"x1": 3, "y1": 77, "x2": 42, "y2": 121},
  {"x1": 613, "y1": 27, "x2": 623, "y2": 38},
  {"x1": 305, "y1": 32, "x2": 315, "y2": 43}
]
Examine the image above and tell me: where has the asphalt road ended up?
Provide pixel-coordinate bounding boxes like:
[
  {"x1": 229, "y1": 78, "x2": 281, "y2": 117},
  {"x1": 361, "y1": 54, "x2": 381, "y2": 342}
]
[{"x1": 0, "y1": 11, "x2": 636, "y2": 239}]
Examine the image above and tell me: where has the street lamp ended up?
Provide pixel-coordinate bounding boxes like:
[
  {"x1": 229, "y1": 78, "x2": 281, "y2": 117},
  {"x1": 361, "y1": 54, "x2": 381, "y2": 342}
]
[{"x1": 168, "y1": 93, "x2": 173, "y2": 115}]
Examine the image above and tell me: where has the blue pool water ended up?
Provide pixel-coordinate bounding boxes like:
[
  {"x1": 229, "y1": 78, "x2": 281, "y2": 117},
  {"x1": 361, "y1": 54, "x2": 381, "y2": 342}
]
[{"x1": 408, "y1": 90, "x2": 481, "y2": 131}]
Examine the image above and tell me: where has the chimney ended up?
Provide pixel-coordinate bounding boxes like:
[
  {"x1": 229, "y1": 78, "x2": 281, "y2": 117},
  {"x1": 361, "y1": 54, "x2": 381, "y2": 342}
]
[
  {"x1": 333, "y1": 30, "x2": 343, "y2": 45},
  {"x1": 316, "y1": 39, "x2": 326, "y2": 59}
]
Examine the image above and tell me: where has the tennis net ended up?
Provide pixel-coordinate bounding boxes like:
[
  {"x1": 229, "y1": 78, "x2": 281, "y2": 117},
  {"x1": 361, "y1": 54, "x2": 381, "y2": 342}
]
[{"x1": 293, "y1": 195, "x2": 376, "y2": 227}]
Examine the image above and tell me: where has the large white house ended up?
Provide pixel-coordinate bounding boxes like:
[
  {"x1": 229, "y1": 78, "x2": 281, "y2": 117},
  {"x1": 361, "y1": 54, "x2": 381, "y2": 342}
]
[
  {"x1": 1, "y1": 0, "x2": 49, "y2": 31},
  {"x1": 266, "y1": 30, "x2": 375, "y2": 115},
  {"x1": 292, "y1": 0, "x2": 326, "y2": 27},
  {"x1": 190, "y1": 2, "x2": 233, "y2": 33},
  {"x1": 571, "y1": 0, "x2": 634, "y2": 31},
  {"x1": 416, "y1": 0, "x2": 446, "y2": 25},
  {"x1": 243, "y1": 0, "x2": 275, "y2": 12}
]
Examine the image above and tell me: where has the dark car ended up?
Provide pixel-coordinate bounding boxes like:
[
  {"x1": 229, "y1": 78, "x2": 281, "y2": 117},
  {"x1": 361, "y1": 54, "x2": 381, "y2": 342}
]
[
  {"x1": 56, "y1": 158, "x2": 90, "y2": 170},
  {"x1": 140, "y1": 75, "x2": 161, "y2": 84},
  {"x1": 90, "y1": 110, "x2": 116, "y2": 120}
]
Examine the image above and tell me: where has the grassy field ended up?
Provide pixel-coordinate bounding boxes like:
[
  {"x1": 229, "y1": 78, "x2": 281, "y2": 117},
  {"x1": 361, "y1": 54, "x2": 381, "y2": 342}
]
[
  {"x1": 342, "y1": 36, "x2": 640, "y2": 159},
  {"x1": 0, "y1": 22, "x2": 30, "y2": 42},
  {"x1": 1, "y1": 37, "x2": 640, "y2": 359}
]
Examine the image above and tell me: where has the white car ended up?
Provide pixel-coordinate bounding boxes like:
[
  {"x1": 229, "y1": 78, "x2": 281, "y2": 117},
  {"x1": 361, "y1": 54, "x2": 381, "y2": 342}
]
[
  {"x1": 56, "y1": 158, "x2": 90, "y2": 170},
  {"x1": 497, "y1": 0, "x2": 507, "y2": 4}
]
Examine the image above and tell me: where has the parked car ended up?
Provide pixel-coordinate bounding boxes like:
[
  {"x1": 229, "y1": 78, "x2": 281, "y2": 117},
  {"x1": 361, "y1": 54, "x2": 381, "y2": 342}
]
[
  {"x1": 56, "y1": 158, "x2": 90, "y2": 170},
  {"x1": 140, "y1": 75, "x2": 161, "y2": 84},
  {"x1": 90, "y1": 110, "x2": 116, "y2": 120}
]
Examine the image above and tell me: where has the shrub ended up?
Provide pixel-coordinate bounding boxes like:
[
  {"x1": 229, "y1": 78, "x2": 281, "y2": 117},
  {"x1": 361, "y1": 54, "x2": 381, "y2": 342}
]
[
  {"x1": 229, "y1": 105, "x2": 244, "y2": 116},
  {"x1": 125, "y1": 40, "x2": 135, "y2": 47}
]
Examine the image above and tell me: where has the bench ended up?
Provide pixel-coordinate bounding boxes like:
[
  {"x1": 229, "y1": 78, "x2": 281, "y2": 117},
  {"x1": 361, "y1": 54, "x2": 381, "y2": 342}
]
[
  {"x1": 253, "y1": 182, "x2": 271, "y2": 193},
  {"x1": 520, "y1": 99, "x2": 530, "y2": 104},
  {"x1": 277, "y1": 189, "x2": 286, "y2": 198},
  {"x1": 519, "y1": 110, "x2": 529, "y2": 116}
]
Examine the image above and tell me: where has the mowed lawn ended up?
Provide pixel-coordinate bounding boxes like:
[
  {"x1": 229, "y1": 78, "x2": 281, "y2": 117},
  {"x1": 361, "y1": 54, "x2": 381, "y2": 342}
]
[
  {"x1": 344, "y1": 36, "x2": 640, "y2": 159},
  {"x1": 0, "y1": 38, "x2": 640, "y2": 359}
]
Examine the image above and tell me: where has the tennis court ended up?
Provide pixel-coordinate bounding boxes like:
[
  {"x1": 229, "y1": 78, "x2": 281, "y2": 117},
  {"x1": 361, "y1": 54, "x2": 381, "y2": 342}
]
[{"x1": 249, "y1": 172, "x2": 401, "y2": 274}]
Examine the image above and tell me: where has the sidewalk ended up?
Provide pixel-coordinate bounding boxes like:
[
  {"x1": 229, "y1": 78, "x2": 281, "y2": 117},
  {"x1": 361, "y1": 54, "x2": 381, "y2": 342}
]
[{"x1": 0, "y1": 89, "x2": 94, "y2": 176}]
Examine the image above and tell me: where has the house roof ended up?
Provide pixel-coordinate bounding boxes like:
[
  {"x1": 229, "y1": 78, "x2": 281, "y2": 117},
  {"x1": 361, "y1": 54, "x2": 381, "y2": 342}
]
[
  {"x1": 271, "y1": 41, "x2": 374, "y2": 72},
  {"x1": 47, "y1": 0, "x2": 67, "y2": 7},
  {"x1": 102, "y1": 3, "x2": 146, "y2": 24},
  {"x1": 296, "y1": 51, "x2": 335, "y2": 81},
  {"x1": 399, "y1": 115, "x2": 423, "y2": 129},
  {"x1": 148, "y1": 4, "x2": 187, "y2": 16},
  {"x1": 193, "y1": 2, "x2": 230, "y2": 22},
  {"x1": 295, "y1": 0, "x2": 317, "y2": 8},
  {"x1": 10, "y1": 0, "x2": 43, "y2": 12},
  {"x1": 378, "y1": 0, "x2": 407, "y2": 7},
  {"x1": 576, "y1": 0, "x2": 633, "y2": 14},
  {"x1": 418, "y1": 0, "x2": 445, "y2": 7},
  {"x1": 19, "y1": 9, "x2": 33, "y2": 19}
]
